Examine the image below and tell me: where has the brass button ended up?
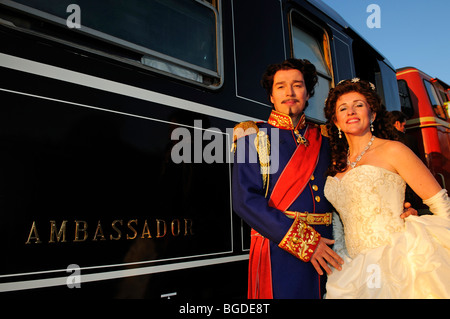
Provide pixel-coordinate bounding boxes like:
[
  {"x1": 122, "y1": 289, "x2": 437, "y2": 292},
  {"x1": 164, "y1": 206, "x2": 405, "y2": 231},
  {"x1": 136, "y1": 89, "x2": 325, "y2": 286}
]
[
  {"x1": 310, "y1": 175, "x2": 315, "y2": 181},
  {"x1": 315, "y1": 196, "x2": 321, "y2": 202},
  {"x1": 312, "y1": 185, "x2": 318, "y2": 191}
]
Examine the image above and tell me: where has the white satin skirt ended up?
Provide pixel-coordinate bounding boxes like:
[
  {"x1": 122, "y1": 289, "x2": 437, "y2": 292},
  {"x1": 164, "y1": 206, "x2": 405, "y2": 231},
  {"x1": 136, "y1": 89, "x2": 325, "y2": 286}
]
[{"x1": 325, "y1": 215, "x2": 450, "y2": 299}]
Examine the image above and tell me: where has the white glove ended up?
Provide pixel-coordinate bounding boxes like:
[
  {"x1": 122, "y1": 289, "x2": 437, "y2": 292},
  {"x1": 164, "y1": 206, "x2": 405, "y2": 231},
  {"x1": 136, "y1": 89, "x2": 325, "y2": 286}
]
[{"x1": 423, "y1": 189, "x2": 450, "y2": 218}]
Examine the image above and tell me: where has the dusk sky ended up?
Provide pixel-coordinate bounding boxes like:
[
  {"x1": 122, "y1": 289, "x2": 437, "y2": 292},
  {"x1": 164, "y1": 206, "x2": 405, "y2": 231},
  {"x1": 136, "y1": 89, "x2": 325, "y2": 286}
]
[{"x1": 322, "y1": 0, "x2": 450, "y2": 84}]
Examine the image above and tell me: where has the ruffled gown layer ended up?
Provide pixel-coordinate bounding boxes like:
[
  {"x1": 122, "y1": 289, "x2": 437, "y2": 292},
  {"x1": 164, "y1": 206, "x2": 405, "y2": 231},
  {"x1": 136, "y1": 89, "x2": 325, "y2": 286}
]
[{"x1": 324, "y1": 165, "x2": 450, "y2": 298}]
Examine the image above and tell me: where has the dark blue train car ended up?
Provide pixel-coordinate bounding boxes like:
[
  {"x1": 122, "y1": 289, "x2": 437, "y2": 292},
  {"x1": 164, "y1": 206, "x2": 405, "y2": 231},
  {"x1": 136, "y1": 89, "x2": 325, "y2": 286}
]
[{"x1": 0, "y1": 0, "x2": 400, "y2": 298}]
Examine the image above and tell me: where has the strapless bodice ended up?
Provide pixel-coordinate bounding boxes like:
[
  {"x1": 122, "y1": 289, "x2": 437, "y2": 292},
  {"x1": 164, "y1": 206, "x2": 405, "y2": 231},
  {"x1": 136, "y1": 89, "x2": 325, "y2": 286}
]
[{"x1": 324, "y1": 165, "x2": 406, "y2": 257}]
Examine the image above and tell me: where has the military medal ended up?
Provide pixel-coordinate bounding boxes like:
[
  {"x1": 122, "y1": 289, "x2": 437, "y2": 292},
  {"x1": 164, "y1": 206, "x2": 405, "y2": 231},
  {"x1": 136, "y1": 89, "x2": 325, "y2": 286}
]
[
  {"x1": 294, "y1": 129, "x2": 309, "y2": 146},
  {"x1": 293, "y1": 113, "x2": 308, "y2": 146}
]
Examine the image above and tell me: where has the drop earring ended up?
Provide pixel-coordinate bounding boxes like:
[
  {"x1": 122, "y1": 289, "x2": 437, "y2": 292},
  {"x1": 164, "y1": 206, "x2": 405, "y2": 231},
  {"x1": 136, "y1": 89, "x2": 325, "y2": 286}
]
[
  {"x1": 338, "y1": 127, "x2": 342, "y2": 139},
  {"x1": 370, "y1": 121, "x2": 374, "y2": 132}
]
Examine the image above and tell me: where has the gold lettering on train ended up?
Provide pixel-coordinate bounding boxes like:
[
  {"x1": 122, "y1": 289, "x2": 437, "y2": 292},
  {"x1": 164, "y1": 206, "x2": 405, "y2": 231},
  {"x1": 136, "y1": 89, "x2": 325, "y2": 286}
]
[
  {"x1": 156, "y1": 219, "x2": 166, "y2": 238},
  {"x1": 74, "y1": 220, "x2": 88, "y2": 242},
  {"x1": 141, "y1": 219, "x2": 152, "y2": 239},
  {"x1": 25, "y1": 221, "x2": 42, "y2": 244},
  {"x1": 25, "y1": 218, "x2": 194, "y2": 244},
  {"x1": 184, "y1": 218, "x2": 194, "y2": 236},
  {"x1": 49, "y1": 220, "x2": 67, "y2": 243},
  {"x1": 126, "y1": 219, "x2": 138, "y2": 240},
  {"x1": 171, "y1": 219, "x2": 180, "y2": 236},
  {"x1": 110, "y1": 219, "x2": 123, "y2": 240},
  {"x1": 93, "y1": 220, "x2": 106, "y2": 241}
]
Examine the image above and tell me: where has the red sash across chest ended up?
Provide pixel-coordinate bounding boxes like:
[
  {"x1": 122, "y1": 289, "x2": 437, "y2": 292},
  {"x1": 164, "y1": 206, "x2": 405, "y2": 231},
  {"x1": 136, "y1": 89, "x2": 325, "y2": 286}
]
[{"x1": 268, "y1": 125, "x2": 322, "y2": 211}]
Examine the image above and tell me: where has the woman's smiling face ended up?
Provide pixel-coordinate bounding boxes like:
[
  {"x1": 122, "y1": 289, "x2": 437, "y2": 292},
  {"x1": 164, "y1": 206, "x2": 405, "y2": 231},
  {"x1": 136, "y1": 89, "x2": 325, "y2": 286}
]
[{"x1": 334, "y1": 91, "x2": 375, "y2": 136}]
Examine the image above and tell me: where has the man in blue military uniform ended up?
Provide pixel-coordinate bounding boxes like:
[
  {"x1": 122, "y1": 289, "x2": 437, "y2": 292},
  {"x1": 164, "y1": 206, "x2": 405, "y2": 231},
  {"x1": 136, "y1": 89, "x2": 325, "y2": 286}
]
[{"x1": 232, "y1": 59, "x2": 344, "y2": 299}]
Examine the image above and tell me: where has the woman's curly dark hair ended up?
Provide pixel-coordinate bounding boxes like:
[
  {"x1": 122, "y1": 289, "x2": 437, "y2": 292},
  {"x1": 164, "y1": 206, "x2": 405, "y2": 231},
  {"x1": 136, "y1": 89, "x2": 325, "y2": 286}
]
[
  {"x1": 261, "y1": 58, "x2": 318, "y2": 110},
  {"x1": 324, "y1": 79, "x2": 399, "y2": 176}
]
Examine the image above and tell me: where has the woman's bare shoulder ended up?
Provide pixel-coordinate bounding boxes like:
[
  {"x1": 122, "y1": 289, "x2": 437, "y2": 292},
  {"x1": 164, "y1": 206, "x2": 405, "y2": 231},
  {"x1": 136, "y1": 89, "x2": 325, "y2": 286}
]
[{"x1": 377, "y1": 139, "x2": 411, "y2": 154}]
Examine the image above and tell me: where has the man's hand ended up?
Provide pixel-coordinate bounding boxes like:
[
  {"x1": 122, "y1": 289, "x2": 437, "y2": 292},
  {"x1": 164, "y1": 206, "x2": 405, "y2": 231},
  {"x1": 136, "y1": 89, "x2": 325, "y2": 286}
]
[
  {"x1": 310, "y1": 237, "x2": 344, "y2": 275},
  {"x1": 401, "y1": 202, "x2": 418, "y2": 219}
]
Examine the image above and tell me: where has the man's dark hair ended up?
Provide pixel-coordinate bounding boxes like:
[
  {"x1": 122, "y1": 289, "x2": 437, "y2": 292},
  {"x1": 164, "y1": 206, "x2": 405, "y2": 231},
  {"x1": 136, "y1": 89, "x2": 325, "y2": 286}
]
[
  {"x1": 261, "y1": 58, "x2": 318, "y2": 108},
  {"x1": 389, "y1": 110, "x2": 408, "y2": 125}
]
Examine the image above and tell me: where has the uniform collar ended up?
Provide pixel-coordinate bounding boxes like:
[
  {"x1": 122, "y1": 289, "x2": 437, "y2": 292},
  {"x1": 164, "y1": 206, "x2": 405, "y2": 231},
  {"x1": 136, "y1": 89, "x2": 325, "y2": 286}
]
[{"x1": 267, "y1": 110, "x2": 306, "y2": 130}]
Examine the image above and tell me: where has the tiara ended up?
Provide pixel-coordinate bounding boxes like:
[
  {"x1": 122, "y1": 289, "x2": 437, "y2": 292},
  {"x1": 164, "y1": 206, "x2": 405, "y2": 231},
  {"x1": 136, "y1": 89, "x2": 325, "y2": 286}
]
[{"x1": 337, "y1": 78, "x2": 376, "y2": 91}]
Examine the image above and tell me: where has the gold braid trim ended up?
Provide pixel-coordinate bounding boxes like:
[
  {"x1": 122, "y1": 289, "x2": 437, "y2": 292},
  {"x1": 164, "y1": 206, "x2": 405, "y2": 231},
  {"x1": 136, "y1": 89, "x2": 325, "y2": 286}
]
[
  {"x1": 254, "y1": 131, "x2": 270, "y2": 198},
  {"x1": 231, "y1": 121, "x2": 271, "y2": 197},
  {"x1": 278, "y1": 213, "x2": 321, "y2": 262}
]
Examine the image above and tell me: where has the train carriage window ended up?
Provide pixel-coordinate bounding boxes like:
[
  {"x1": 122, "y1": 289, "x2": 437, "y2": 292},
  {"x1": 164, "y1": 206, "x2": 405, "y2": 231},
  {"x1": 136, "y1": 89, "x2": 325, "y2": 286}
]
[
  {"x1": 6, "y1": 0, "x2": 221, "y2": 86},
  {"x1": 377, "y1": 60, "x2": 401, "y2": 111},
  {"x1": 440, "y1": 89, "x2": 450, "y2": 118},
  {"x1": 424, "y1": 80, "x2": 448, "y2": 120},
  {"x1": 438, "y1": 89, "x2": 449, "y2": 103},
  {"x1": 397, "y1": 80, "x2": 414, "y2": 118},
  {"x1": 290, "y1": 11, "x2": 333, "y2": 123}
]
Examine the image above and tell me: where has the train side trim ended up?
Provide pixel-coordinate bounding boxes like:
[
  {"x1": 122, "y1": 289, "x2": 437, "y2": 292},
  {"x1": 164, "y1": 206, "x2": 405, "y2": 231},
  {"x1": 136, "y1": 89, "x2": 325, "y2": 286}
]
[
  {"x1": 406, "y1": 116, "x2": 450, "y2": 130},
  {"x1": 0, "y1": 53, "x2": 261, "y2": 123},
  {"x1": 0, "y1": 254, "x2": 249, "y2": 292}
]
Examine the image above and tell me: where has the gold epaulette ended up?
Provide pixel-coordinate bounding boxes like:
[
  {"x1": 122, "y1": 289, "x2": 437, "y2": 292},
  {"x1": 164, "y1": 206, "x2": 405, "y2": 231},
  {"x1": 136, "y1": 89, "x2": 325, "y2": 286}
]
[
  {"x1": 306, "y1": 123, "x2": 329, "y2": 138},
  {"x1": 230, "y1": 121, "x2": 259, "y2": 153},
  {"x1": 320, "y1": 124, "x2": 330, "y2": 137}
]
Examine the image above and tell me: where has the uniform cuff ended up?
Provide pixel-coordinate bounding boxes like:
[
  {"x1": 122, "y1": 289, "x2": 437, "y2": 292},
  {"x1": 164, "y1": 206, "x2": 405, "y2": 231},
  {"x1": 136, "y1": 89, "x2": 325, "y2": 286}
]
[{"x1": 278, "y1": 213, "x2": 321, "y2": 262}]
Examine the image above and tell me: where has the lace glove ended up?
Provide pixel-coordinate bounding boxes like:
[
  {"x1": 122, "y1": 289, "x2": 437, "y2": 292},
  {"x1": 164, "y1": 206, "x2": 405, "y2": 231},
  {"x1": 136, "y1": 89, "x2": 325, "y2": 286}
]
[
  {"x1": 331, "y1": 212, "x2": 350, "y2": 259},
  {"x1": 423, "y1": 189, "x2": 450, "y2": 218}
]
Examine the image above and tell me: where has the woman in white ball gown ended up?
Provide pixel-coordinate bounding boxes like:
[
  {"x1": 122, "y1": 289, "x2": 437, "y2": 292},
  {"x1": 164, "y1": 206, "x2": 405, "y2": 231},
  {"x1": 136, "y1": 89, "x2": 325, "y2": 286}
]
[{"x1": 323, "y1": 79, "x2": 450, "y2": 298}]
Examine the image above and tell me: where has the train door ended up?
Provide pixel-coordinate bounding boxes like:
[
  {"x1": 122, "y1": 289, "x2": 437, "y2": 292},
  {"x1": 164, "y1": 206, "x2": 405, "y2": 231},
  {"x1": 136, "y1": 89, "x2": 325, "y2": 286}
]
[{"x1": 397, "y1": 67, "x2": 450, "y2": 190}]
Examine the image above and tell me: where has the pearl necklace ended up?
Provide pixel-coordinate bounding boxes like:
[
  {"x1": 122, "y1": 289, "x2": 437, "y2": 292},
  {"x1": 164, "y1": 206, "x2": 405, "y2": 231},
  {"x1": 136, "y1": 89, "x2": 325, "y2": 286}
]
[{"x1": 347, "y1": 135, "x2": 375, "y2": 168}]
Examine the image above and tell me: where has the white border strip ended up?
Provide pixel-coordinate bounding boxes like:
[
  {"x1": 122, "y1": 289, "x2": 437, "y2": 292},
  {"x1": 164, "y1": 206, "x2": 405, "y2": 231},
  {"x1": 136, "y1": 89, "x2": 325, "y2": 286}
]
[
  {"x1": 0, "y1": 87, "x2": 231, "y2": 136},
  {"x1": 0, "y1": 53, "x2": 261, "y2": 123},
  {"x1": 0, "y1": 255, "x2": 249, "y2": 292}
]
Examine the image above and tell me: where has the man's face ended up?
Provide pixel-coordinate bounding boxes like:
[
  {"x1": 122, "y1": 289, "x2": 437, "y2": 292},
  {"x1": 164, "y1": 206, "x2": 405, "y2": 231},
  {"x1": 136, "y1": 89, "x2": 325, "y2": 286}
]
[{"x1": 270, "y1": 69, "x2": 309, "y2": 120}]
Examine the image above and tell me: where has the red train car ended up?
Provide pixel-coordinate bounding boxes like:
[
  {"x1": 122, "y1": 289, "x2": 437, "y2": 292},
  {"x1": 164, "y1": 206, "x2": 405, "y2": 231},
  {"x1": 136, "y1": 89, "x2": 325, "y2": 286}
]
[{"x1": 397, "y1": 67, "x2": 450, "y2": 190}]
